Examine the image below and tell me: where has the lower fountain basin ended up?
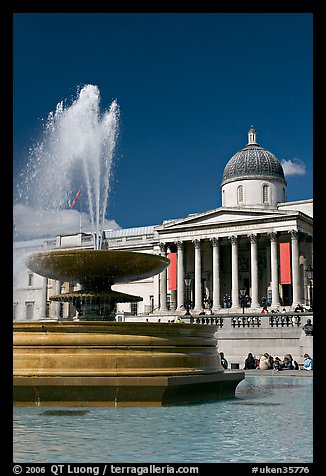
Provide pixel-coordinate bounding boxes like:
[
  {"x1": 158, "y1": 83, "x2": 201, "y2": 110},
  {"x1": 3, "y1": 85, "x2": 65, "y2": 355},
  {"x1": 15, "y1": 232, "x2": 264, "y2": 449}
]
[{"x1": 13, "y1": 321, "x2": 244, "y2": 406}]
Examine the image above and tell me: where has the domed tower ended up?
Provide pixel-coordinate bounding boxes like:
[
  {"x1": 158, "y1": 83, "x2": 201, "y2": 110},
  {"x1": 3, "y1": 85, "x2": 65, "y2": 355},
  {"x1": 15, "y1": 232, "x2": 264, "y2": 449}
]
[{"x1": 221, "y1": 127, "x2": 287, "y2": 208}]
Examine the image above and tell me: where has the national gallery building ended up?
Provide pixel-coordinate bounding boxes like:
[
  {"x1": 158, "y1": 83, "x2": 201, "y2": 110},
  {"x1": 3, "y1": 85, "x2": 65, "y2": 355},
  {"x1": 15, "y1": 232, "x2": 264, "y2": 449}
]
[{"x1": 13, "y1": 128, "x2": 313, "y2": 321}]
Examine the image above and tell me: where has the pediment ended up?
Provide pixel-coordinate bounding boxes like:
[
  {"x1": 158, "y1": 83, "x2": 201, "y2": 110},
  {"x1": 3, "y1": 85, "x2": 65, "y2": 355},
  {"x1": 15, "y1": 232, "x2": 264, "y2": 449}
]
[{"x1": 157, "y1": 206, "x2": 288, "y2": 231}]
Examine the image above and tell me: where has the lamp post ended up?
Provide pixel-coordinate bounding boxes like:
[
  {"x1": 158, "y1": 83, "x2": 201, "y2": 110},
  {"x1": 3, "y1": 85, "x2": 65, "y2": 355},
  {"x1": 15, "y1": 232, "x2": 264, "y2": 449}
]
[
  {"x1": 239, "y1": 287, "x2": 246, "y2": 314},
  {"x1": 184, "y1": 274, "x2": 192, "y2": 317},
  {"x1": 306, "y1": 265, "x2": 313, "y2": 310}
]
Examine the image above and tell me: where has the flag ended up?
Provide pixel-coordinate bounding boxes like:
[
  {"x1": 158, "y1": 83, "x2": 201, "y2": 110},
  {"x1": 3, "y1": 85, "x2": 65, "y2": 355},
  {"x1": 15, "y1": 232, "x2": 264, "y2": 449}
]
[{"x1": 69, "y1": 189, "x2": 81, "y2": 209}]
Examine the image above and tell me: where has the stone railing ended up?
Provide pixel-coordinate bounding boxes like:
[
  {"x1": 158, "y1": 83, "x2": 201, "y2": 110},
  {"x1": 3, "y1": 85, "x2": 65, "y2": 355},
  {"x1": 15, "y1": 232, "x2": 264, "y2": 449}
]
[{"x1": 182, "y1": 312, "x2": 313, "y2": 329}]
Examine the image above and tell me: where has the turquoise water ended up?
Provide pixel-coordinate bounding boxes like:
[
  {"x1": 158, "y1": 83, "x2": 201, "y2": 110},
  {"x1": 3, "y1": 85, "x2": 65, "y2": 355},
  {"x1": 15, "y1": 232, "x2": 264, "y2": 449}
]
[{"x1": 13, "y1": 376, "x2": 313, "y2": 463}]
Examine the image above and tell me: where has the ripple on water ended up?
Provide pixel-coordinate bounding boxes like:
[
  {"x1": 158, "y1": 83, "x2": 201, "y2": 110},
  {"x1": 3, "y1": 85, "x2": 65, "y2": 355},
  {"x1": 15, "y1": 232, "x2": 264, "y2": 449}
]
[{"x1": 13, "y1": 376, "x2": 313, "y2": 463}]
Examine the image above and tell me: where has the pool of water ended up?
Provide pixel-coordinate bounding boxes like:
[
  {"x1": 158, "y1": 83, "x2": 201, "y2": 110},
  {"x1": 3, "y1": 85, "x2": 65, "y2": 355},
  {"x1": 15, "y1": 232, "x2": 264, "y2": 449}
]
[{"x1": 13, "y1": 376, "x2": 313, "y2": 463}]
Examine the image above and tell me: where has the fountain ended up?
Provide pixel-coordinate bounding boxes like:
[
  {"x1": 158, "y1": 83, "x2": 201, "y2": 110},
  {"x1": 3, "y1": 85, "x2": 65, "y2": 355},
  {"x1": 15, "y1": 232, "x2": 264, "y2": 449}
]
[{"x1": 13, "y1": 85, "x2": 244, "y2": 406}]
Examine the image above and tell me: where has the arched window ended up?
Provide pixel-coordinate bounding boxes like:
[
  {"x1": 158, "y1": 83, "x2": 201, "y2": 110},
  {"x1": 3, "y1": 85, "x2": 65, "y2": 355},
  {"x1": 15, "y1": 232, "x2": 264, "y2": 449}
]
[
  {"x1": 262, "y1": 184, "x2": 269, "y2": 203},
  {"x1": 237, "y1": 185, "x2": 244, "y2": 203}
]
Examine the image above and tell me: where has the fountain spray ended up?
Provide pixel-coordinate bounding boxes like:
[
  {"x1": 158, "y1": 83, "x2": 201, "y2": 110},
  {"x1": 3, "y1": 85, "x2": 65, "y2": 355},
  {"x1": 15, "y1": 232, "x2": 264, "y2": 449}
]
[{"x1": 16, "y1": 84, "x2": 120, "y2": 248}]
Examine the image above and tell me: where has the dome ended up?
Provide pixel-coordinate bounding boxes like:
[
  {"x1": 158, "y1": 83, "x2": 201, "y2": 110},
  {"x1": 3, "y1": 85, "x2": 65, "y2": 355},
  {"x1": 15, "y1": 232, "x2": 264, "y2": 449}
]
[{"x1": 221, "y1": 127, "x2": 286, "y2": 187}]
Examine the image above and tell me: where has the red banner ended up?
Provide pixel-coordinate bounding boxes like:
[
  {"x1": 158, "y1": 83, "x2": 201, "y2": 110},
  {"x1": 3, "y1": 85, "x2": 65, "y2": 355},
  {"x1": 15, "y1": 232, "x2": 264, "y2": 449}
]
[
  {"x1": 168, "y1": 252, "x2": 177, "y2": 290},
  {"x1": 280, "y1": 242, "x2": 292, "y2": 284}
]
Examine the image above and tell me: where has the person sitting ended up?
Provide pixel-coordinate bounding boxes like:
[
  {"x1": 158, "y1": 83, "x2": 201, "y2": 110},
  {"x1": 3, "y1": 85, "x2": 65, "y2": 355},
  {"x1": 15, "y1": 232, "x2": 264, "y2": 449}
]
[
  {"x1": 219, "y1": 352, "x2": 228, "y2": 369},
  {"x1": 303, "y1": 353, "x2": 313, "y2": 370},
  {"x1": 244, "y1": 352, "x2": 257, "y2": 369},
  {"x1": 281, "y1": 355, "x2": 294, "y2": 370},
  {"x1": 287, "y1": 353, "x2": 299, "y2": 370},
  {"x1": 267, "y1": 353, "x2": 274, "y2": 369},
  {"x1": 285, "y1": 354, "x2": 299, "y2": 370},
  {"x1": 273, "y1": 357, "x2": 283, "y2": 371},
  {"x1": 259, "y1": 353, "x2": 270, "y2": 370}
]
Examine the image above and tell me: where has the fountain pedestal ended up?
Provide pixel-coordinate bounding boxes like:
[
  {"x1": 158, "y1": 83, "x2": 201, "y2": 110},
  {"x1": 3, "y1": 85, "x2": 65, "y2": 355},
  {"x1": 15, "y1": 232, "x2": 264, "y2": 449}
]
[{"x1": 13, "y1": 321, "x2": 244, "y2": 406}]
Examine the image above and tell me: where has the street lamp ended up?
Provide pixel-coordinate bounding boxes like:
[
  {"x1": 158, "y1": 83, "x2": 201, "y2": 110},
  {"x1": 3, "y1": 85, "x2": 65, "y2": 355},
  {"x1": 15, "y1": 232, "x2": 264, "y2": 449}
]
[
  {"x1": 239, "y1": 287, "x2": 246, "y2": 314},
  {"x1": 184, "y1": 274, "x2": 192, "y2": 316},
  {"x1": 306, "y1": 265, "x2": 313, "y2": 310}
]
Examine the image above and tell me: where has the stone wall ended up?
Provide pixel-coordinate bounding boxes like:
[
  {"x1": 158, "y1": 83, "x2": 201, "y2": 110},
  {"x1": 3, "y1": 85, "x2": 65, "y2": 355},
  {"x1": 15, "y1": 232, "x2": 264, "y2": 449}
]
[{"x1": 215, "y1": 323, "x2": 313, "y2": 367}]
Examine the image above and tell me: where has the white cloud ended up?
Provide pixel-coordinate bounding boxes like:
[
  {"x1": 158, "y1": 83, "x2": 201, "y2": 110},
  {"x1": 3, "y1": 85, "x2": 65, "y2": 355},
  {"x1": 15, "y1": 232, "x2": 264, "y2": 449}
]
[
  {"x1": 281, "y1": 158, "x2": 306, "y2": 176},
  {"x1": 13, "y1": 204, "x2": 121, "y2": 240}
]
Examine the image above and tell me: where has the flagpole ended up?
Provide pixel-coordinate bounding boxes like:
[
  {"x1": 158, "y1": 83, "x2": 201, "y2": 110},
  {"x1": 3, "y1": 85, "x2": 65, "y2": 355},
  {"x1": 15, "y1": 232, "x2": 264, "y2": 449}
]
[
  {"x1": 69, "y1": 188, "x2": 82, "y2": 234},
  {"x1": 79, "y1": 194, "x2": 82, "y2": 234}
]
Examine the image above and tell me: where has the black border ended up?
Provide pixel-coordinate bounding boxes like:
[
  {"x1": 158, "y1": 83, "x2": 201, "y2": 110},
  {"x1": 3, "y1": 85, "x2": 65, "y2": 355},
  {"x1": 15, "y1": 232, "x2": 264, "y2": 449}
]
[{"x1": 5, "y1": 1, "x2": 320, "y2": 473}]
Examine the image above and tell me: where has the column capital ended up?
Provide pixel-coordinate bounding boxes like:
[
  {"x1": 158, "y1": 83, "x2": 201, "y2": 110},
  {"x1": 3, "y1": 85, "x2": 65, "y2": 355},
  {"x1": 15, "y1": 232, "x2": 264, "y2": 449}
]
[
  {"x1": 249, "y1": 233, "x2": 257, "y2": 243},
  {"x1": 268, "y1": 232, "x2": 278, "y2": 242},
  {"x1": 176, "y1": 240, "x2": 184, "y2": 250},
  {"x1": 193, "y1": 239, "x2": 201, "y2": 249},
  {"x1": 159, "y1": 242, "x2": 167, "y2": 253},
  {"x1": 229, "y1": 235, "x2": 237, "y2": 245},
  {"x1": 211, "y1": 237, "x2": 220, "y2": 247},
  {"x1": 289, "y1": 229, "x2": 299, "y2": 240}
]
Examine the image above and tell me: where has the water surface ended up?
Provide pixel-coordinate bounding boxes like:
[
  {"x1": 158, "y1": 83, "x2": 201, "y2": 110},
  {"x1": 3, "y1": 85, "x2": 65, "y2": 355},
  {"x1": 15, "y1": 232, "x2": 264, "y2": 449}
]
[{"x1": 13, "y1": 376, "x2": 313, "y2": 463}]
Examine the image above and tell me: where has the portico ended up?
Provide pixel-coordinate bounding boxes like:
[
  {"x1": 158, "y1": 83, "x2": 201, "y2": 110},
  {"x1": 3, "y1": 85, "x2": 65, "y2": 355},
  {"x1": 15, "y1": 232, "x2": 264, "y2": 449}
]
[{"x1": 155, "y1": 208, "x2": 313, "y2": 314}]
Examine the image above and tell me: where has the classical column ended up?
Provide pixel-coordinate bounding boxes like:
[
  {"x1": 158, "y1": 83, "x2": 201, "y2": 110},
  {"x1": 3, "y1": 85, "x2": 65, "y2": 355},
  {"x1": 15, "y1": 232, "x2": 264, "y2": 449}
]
[
  {"x1": 176, "y1": 241, "x2": 185, "y2": 311},
  {"x1": 159, "y1": 243, "x2": 168, "y2": 311},
  {"x1": 54, "y1": 280, "x2": 62, "y2": 319},
  {"x1": 41, "y1": 276, "x2": 48, "y2": 319},
  {"x1": 302, "y1": 255, "x2": 308, "y2": 305},
  {"x1": 290, "y1": 230, "x2": 301, "y2": 307},
  {"x1": 193, "y1": 239, "x2": 204, "y2": 313},
  {"x1": 211, "y1": 237, "x2": 221, "y2": 312},
  {"x1": 249, "y1": 234, "x2": 259, "y2": 308},
  {"x1": 153, "y1": 273, "x2": 160, "y2": 311},
  {"x1": 230, "y1": 235, "x2": 240, "y2": 309},
  {"x1": 269, "y1": 232, "x2": 280, "y2": 307}
]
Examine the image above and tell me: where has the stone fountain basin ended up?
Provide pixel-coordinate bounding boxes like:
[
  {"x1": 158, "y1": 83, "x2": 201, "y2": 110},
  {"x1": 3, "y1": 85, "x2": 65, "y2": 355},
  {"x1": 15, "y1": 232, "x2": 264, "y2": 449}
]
[
  {"x1": 26, "y1": 249, "x2": 170, "y2": 286},
  {"x1": 13, "y1": 322, "x2": 244, "y2": 406},
  {"x1": 13, "y1": 321, "x2": 245, "y2": 406},
  {"x1": 13, "y1": 321, "x2": 222, "y2": 377}
]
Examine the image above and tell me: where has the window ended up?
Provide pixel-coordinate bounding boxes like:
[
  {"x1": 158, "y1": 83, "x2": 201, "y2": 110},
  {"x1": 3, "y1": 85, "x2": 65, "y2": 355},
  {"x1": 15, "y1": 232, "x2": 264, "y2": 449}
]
[
  {"x1": 28, "y1": 273, "x2": 33, "y2": 287},
  {"x1": 282, "y1": 187, "x2": 286, "y2": 202},
  {"x1": 237, "y1": 185, "x2": 244, "y2": 203},
  {"x1": 25, "y1": 301, "x2": 35, "y2": 320},
  {"x1": 131, "y1": 302, "x2": 138, "y2": 315},
  {"x1": 13, "y1": 302, "x2": 18, "y2": 321},
  {"x1": 150, "y1": 295, "x2": 154, "y2": 312},
  {"x1": 167, "y1": 294, "x2": 171, "y2": 311},
  {"x1": 262, "y1": 184, "x2": 269, "y2": 203}
]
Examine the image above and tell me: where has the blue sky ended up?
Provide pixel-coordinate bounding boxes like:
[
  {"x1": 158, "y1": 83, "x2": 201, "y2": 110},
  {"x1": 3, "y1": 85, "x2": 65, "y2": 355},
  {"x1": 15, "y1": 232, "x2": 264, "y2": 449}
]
[{"x1": 13, "y1": 12, "x2": 313, "y2": 237}]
